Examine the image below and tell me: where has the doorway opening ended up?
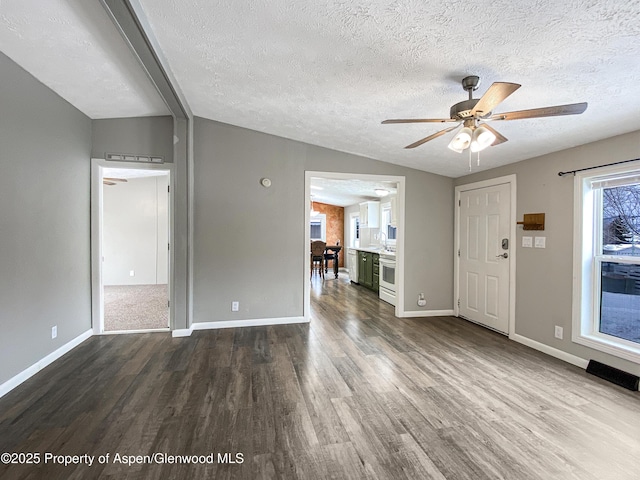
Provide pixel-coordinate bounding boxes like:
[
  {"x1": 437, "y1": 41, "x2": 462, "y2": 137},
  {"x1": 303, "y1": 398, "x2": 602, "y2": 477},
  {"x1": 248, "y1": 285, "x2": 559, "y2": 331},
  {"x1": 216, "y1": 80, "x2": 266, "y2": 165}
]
[
  {"x1": 304, "y1": 172, "x2": 405, "y2": 320},
  {"x1": 91, "y1": 159, "x2": 173, "y2": 334}
]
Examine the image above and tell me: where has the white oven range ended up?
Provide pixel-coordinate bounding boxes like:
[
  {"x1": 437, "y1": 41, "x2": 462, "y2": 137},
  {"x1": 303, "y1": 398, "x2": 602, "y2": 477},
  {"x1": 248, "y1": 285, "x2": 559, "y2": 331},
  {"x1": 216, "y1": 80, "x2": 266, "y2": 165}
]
[{"x1": 378, "y1": 255, "x2": 396, "y2": 306}]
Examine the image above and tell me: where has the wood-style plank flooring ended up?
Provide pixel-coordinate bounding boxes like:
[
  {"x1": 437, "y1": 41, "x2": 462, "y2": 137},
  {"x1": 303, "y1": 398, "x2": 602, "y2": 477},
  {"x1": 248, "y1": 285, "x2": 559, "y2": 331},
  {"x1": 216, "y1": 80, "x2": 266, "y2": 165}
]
[{"x1": 1, "y1": 273, "x2": 639, "y2": 479}]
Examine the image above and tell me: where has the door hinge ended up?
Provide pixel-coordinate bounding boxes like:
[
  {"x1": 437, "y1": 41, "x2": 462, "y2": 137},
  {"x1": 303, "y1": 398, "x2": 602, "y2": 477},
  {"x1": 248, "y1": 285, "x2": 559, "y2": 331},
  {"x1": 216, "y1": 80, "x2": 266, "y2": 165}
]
[
  {"x1": 168, "y1": 243, "x2": 170, "y2": 250},
  {"x1": 457, "y1": 299, "x2": 460, "y2": 308},
  {"x1": 458, "y1": 249, "x2": 460, "y2": 257},
  {"x1": 168, "y1": 185, "x2": 170, "y2": 193},
  {"x1": 458, "y1": 199, "x2": 461, "y2": 206},
  {"x1": 167, "y1": 300, "x2": 170, "y2": 308}
]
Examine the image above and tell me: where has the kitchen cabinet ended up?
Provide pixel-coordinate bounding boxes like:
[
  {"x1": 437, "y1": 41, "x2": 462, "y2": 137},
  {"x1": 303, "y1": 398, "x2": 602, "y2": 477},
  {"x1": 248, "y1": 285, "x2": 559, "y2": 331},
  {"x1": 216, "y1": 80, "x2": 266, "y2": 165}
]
[
  {"x1": 373, "y1": 258, "x2": 379, "y2": 291},
  {"x1": 358, "y1": 251, "x2": 370, "y2": 287},
  {"x1": 357, "y1": 251, "x2": 379, "y2": 292},
  {"x1": 389, "y1": 195, "x2": 398, "y2": 227},
  {"x1": 359, "y1": 201, "x2": 380, "y2": 228}
]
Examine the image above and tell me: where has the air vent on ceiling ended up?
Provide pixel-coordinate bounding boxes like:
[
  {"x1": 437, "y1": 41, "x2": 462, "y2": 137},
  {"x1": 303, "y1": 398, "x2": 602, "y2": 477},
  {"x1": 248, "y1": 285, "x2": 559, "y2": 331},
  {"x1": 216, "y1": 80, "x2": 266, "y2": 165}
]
[{"x1": 105, "y1": 152, "x2": 164, "y2": 164}]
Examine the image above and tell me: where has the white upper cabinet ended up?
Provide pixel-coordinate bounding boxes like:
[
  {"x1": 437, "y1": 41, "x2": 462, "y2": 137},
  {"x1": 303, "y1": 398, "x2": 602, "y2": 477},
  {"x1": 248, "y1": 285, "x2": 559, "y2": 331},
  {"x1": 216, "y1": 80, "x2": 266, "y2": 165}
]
[{"x1": 359, "y1": 201, "x2": 380, "y2": 228}]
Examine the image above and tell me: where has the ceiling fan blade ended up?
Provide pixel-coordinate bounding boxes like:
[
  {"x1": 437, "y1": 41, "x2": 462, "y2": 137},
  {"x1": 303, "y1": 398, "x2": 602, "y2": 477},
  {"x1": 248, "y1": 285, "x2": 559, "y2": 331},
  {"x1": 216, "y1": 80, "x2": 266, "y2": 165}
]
[
  {"x1": 103, "y1": 181, "x2": 116, "y2": 186},
  {"x1": 480, "y1": 123, "x2": 508, "y2": 146},
  {"x1": 405, "y1": 124, "x2": 461, "y2": 149},
  {"x1": 489, "y1": 102, "x2": 588, "y2": 121},
  {"x1": 103, "y1": 177, "x2": 128, "y2": 182},
  {"x1": 471, "y1": 82, "x2": 521, "y2": 117},
  {"x1": 382, "y1": 118, "x2": 457, "y2": 124}
]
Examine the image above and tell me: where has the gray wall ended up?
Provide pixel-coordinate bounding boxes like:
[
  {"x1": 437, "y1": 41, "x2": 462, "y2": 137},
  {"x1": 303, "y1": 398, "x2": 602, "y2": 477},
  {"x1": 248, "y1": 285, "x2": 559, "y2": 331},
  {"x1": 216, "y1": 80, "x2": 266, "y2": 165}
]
[
  {"x1": 455, "y1": 130, "x2": 640, "y2": 375},
  {"x1": 0, "y1": 52, "x2": 92, "y2": 385},
  {"x1": 103, "y1": 175, "x2": 169, "y2": 286},
  {"x1": 92, "y1": 116, "x2": 174, "y2": 162},
  {"x1": 193, "y1": 117, "x2": 454, "y2": 322}
]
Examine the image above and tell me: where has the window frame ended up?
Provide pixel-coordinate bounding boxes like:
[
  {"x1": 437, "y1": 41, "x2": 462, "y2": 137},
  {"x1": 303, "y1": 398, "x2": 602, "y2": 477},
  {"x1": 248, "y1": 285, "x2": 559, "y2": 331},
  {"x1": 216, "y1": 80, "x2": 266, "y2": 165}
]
[
  {"x1": 349, "y1": 212, "x2": 360, "y2": 247},
  {"x1": 381, "y1": 202, "x2": 397, "y2": 244},
  {"x1": 573, "y1": 163, "x2": 640, "y2": 364},
  {"x1": 310, "y1": 214, "x2": 327, "y2": 241}
]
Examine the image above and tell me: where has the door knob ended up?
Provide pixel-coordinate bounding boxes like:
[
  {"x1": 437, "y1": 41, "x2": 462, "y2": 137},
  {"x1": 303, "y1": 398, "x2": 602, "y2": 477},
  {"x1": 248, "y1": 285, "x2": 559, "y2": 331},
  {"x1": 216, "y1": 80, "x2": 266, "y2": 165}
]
[{"x1": 496, "y1": 253, "x2": 509, "y2": 259}]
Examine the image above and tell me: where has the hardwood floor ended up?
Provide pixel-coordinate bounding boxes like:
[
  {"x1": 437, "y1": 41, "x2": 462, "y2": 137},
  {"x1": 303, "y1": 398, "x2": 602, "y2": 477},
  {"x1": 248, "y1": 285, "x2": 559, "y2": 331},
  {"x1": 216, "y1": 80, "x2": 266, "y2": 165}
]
[{"x1": 1, "y1": 273, "x2": 639, "y2": 479}]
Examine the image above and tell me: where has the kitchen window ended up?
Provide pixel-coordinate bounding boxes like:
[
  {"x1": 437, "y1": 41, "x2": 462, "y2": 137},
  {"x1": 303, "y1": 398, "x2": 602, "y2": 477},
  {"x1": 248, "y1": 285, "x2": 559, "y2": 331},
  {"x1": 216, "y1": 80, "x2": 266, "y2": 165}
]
[
  {"x1": 350, "y1": 213, "x2": 360, "y2": 247},
  {"x1": 382, "y1": 204, "x2": 397, "y2": 242},
  {"x1": 573, "y1": 163, "x2": 640, "y2": 363}
]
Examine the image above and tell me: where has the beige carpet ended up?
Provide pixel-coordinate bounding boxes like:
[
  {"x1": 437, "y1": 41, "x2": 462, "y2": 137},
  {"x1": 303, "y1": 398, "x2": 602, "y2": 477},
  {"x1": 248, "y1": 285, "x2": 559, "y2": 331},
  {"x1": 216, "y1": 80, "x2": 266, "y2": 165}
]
[{"x1": 104, "y1": 284, "x2": 169, "y2": 331}]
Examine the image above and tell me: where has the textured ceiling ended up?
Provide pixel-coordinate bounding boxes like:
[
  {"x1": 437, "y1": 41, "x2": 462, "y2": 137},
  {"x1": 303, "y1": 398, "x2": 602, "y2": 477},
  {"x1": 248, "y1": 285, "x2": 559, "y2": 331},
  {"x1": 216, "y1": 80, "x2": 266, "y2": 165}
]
[
  {"x1": 0, "y1": 0, "x2": 169, "y2": 118},
  {"x1": 137, "y1": 0, "x2": 640, "y2": 177},
  {"x1": 2, "y1": 1, "x2": 640, "y2": 177},
  {"x1": 311, "y1": 177, "x2": 398, "y2": 207}
]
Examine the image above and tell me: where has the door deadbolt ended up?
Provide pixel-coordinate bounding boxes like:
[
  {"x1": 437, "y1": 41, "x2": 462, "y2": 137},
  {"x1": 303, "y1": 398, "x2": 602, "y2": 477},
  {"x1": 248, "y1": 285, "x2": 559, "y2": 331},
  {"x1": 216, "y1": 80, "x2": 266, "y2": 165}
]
[{"x1": 502, "y1": 238, "x2": 509, "y2": 250}]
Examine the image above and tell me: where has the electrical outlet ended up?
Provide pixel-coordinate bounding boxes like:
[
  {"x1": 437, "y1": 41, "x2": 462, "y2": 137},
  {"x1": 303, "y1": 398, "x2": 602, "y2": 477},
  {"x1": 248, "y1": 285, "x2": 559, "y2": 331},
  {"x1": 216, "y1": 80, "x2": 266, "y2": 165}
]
[
  {"x1": 51, "y1": 326, "x2": 57, "y2": 339},
  {"x1": 417, "y1": 294, "x2": 427, "y2": 307},
  {"x1": 231, "y1": 301, "x2": 239, "y2": 312},
  {"x1": 554, "y1": 326, "x2": 563, "y2": 340},
  {"x1": 129, "y1": 270, "x2": 135, "y2": 277}
]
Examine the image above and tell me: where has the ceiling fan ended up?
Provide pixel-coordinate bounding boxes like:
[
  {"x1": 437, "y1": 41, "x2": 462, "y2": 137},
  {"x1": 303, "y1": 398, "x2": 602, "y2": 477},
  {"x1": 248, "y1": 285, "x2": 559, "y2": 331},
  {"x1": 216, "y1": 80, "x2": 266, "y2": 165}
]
[
  {"x1": 103, "y1": 177, "x2": 128, "y2": 186},
  {"x1": 382, "y1": 75, "x2": 587, "y2": 153}
]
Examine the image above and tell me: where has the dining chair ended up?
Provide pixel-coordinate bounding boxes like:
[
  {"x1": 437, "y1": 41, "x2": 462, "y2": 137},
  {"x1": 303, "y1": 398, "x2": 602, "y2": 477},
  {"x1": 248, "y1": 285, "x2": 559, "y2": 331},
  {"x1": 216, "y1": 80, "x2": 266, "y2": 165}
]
[{"x1": 310, "y1": 240, "x2": 326, "y2": 279}]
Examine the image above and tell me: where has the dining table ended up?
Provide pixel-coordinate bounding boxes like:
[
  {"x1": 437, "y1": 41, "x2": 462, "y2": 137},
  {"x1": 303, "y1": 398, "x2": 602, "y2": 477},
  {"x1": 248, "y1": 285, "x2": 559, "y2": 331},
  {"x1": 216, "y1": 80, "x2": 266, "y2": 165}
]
[{"x1": 324, "y1": 245, "x2": 342, "y2": 279}]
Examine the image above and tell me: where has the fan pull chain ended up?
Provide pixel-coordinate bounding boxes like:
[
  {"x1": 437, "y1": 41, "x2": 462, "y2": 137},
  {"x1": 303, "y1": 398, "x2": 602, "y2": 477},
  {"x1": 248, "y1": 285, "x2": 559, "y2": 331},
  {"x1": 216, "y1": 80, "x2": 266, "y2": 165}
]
[{"x1": 467, "y1": 150, "x2": 482, "y2": 171}]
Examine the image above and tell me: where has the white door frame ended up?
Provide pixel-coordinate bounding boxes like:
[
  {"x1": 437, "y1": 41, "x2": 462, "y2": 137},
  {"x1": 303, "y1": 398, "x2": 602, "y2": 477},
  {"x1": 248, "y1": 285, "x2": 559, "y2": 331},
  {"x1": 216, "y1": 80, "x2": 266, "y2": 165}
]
[
  {"x1": 304, "y1": 171, "x2": 406, "y2": 320},
  {"x1": 454, "y1": 174, "x2": 517, "y2": 337},
  {"x1": 91, "y1": 158, "x2": 174, "y2": 334}
]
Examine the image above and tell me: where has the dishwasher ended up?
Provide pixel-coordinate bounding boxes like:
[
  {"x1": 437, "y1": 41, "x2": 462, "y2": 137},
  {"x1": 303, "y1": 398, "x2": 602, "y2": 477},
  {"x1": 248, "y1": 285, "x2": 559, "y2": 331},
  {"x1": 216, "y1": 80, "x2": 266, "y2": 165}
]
[{"x1": 347, "y1": 248, "x2": 358, "y2": 283}]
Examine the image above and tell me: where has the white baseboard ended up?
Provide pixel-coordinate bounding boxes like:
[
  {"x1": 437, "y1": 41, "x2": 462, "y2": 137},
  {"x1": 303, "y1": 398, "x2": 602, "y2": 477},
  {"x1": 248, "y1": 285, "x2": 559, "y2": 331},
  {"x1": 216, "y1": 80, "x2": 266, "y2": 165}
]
[
  {"x1": 101, "y1": 328, "x2": 170, "y2": 335},
  {"x1": 0, "y1": 329, "x2": 93, "y2": 399},
  {"x1": 175, "y1": 316, "x2": 309, "y2": 336},
  {"x1": 172, "y1": 327, "x2": 194, "y2": 338},
  {"x1": 510, "y1": 333, "x2": 589, "y2": 369},
  {"x1": 400, "y1": 309, "x2": 455, "y2": 318}
]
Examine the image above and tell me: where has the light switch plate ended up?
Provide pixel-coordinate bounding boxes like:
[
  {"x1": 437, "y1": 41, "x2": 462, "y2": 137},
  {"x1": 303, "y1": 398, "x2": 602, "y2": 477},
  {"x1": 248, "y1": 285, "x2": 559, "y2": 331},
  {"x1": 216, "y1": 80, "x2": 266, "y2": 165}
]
[
  {"x1": 535, "y1": 236, "x2": 546, "y2": 248},
  {"x1": 522, "y1": 236, "x2": 533, "y2": 248}
]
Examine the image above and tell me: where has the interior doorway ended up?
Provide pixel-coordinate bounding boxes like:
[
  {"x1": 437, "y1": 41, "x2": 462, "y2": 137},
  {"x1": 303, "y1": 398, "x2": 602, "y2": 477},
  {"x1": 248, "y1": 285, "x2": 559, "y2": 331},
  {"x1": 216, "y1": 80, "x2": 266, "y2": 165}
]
[
  {"x1": 455, "y1": 175, "x2": 516, "y2": 335},
  {"x1": 91, "y1": 159, "x2": 173, "y2": 334},
  {"x1": 304, "y1": 171, "x2": 406, "y2": 319}
]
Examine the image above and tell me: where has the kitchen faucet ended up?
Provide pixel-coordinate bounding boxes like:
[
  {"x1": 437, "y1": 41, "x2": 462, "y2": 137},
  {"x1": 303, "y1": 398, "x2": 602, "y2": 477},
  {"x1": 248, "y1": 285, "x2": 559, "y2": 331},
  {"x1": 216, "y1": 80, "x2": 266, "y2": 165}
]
[{"x1": 379, "y1": 231, "x2": 387, "y2": 249}]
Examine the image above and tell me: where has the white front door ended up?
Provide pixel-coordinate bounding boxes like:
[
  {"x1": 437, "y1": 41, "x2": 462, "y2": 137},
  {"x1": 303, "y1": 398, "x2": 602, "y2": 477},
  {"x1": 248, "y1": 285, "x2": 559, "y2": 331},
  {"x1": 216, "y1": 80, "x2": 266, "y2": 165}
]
[{"x1": 458, "y1": 183, "x2": 511, "y2": 334}]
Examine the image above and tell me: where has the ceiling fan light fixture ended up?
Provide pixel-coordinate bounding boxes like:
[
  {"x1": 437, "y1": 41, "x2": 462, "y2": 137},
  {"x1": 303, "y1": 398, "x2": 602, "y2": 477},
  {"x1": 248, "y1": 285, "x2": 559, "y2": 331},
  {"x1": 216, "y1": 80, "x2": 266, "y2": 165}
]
[
  {"x1": 447, "y1": 142, "x2": 464, "y2": 154},
  {"x1": 374, "y1": 188, "x2": 389, "y2": 197},
  {"x1": 470, "y1": 125, "x2": 496, "y2": 152},
  {"x1": 448, "y1": 127, "x2": 472, "y2": 153}
]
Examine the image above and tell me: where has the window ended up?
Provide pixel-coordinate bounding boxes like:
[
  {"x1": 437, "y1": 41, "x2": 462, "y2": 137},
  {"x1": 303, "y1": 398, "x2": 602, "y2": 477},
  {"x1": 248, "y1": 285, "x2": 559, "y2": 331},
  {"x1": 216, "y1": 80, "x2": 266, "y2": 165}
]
[
  {"x1": 310, "y1": 214, "x2": 326, "y2": 241},
  {"x1": 573, "y1": 164, "x2": 640, "y2": 363},
  {"x1": 350, "y1": 213, "x2": 360, "y2": 247},
  {"x1": 381, "y1": 203, "x2": 397, "y2": 242}
]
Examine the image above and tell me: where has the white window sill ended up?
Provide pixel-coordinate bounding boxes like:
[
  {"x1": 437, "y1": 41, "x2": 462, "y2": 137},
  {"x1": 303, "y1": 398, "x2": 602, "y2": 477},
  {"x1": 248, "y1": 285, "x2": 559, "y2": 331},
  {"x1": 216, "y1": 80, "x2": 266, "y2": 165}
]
[{"x1": 573, "y1": 332, "x2": 640, "y2": 364}]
